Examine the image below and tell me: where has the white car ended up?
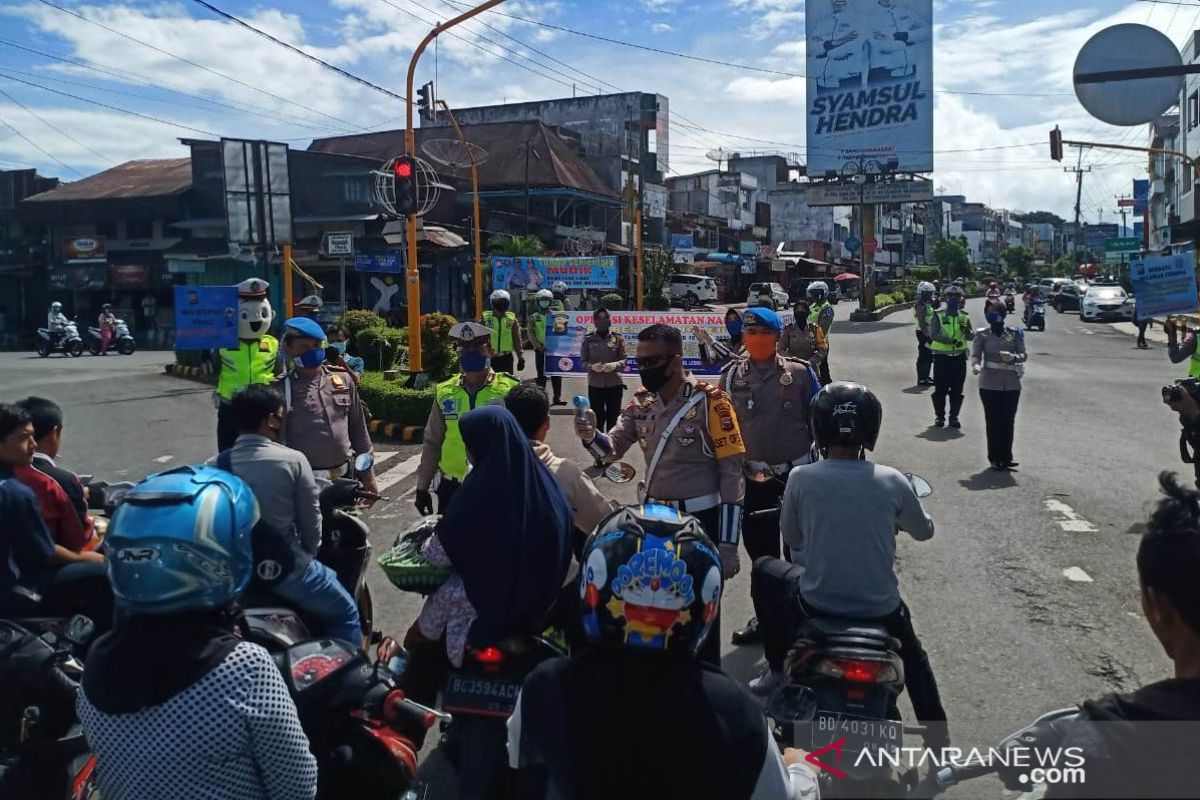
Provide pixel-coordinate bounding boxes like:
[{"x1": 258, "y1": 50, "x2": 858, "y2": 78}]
[
  {"x1": 669, "y1": 274, "x2": 718, "y2": 306},
  {"x1": 747, "y1": 282, "x2": 789, "y2": 309},
  {"x1": 1080, "y1": 285, "x2": 1134, "y2": 322}
]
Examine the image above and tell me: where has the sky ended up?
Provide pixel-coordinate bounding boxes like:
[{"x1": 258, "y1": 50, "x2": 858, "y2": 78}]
[{"x1": 0, "y1": 0, "x2": 1194, "y2": 222}]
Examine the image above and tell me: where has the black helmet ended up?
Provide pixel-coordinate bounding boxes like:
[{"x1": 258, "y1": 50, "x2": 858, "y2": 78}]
[
  {"x1": 810, "y1": 381, "x2": 883, "y2": 452},
  {"x1": 579, "y1": 504, "x2": 723, "y2": 658},
  {"x1": 102, "y1": 303, "x2": 112, "y2": 311}
]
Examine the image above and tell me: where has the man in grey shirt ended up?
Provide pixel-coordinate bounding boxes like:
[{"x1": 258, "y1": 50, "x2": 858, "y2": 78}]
[
  {"x1": 745, "y1": 381, "x2": 948, "y2": 746},
  {"x1": 210, "y1": 385, "x2": 361, "y2": 645}
]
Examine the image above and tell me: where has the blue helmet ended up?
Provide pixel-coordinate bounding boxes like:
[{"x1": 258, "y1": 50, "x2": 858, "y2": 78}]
[{"x1": 106, "y1": 465, "x2": 258, "y2": 615}]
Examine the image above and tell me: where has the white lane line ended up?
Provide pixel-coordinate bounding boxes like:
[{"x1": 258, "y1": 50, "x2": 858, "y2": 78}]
[
  {"x1": 154, "y1": 455, "x2": 174, "y2": 463},
  {"x1": 1063, "y1": 567, "x2": 1094, "y2": 583},
  {"x1": 1079, "y1": 329, "x2": 1096, "y2": 336},
  {"x1": 376, "y1": 453, "x2": 422, "y2": 493},
  {"x1": 374, "y1": 450, "x2": 400, "y2": 468},
  {"x1": 1044, "y1": 498, "x2": 1097, "y2": 533}
]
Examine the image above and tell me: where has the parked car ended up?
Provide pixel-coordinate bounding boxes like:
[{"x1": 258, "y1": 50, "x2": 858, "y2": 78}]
[
  {"x1": 1053, "y1": 282, "x2": 1084, "y2": 313},
  {"x1": 1039, "y1": 277, "x2": 1072, "y2": 298},
  {"x1": 747, "y1": 282, "x2": 789, "y2": 309},
  {"x1": 669, "y1": 274, "x2": 718, "y2": 306},
  {"x1": 1080, "y1": 284, "x2": 1134, "y2": 322}
]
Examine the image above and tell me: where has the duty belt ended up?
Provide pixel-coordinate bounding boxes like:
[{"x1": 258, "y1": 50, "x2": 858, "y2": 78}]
[
  {"x1": 647, "y1": 491, "x2": 720, "y2": 514},
  {"x1": 983, "y1": 361, "x2": 1021, "y2": 372}
]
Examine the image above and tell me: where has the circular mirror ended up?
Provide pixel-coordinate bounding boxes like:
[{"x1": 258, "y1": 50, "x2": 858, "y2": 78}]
[
  {"x1": 905, "y1": 473, "x2": 933, "y2": 498},
  {"x1": 354, "y1": 453, "x2": 375, "y2": 473},
  {"x1": 604, "y1": 462, "x2": 637, "y2": 484},
  {"x1": 743, "y1": 460, "x2": 774, "y2": 483}
]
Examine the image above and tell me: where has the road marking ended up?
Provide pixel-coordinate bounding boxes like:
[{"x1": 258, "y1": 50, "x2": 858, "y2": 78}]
[
  {"x1": 1078, "y1": 328, "x2": 1096, "y2": 335},
  {"x1": 376, "y1": 453, "x2": 422, "y2": 493},
  {"x1": 154, "y1": 455, "x2": 174, "y2": 463},
  {"x1": 374, "y1": 450, "x2": 400, "y2": 468},
  {"x1": 1044, "y1": 498, "x2": 1097, "y2": 532},
  {"x1": 1063, "y1": 567, "x2": 1094, "y2": 583}
]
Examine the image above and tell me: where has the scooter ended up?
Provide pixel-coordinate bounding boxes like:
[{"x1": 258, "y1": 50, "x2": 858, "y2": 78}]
[
  {"x1": 36, "y1": 322, "x2": 84, "y2": 358},
  {"x1": 1025, "y1": 299, "x2": 1047, "y2": 332},
  {"x1": 86, "y1": 319, "x2": 136, "y2": 356}
]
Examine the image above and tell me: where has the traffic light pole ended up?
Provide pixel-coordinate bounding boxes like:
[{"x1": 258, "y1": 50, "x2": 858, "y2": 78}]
[
  {"x1": 436, "y1": 99, "x2": 484, "y2": 321},
  {"x1": 405, "y1": 0, "x2": 508, "y2": 378}
]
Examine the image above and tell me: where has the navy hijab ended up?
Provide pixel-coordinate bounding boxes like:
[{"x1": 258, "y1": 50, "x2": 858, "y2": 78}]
[{"x1": 437, "y1": 405, "x2": 573, "y2": 647}]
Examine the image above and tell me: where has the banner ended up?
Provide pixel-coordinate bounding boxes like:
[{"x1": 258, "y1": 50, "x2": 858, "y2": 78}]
[
  {"x1": 1131, "y1": 254, "x2": 1198, "y2": 318},
  {"x1": 806, "y1": 0, "x2": 933, "y2": 176},
  {"x1": 173, "y1": 285, "x2": 239, "y2": 349},
  {"x1": 355, "y1": 252, "x2": 402, "y2": 273},
  {"x1": 492, "y1": 256, "x2": 618, "y2": 292},
  {"x1": 1133, "y1": 179, "x2": 1149, "y2": 214},
  {"x1": 63, "y1": 236, "x2": 107, "y2": 263},
  {"x1": 543, "y1": 309, "x2": 794, "y2": 377}
]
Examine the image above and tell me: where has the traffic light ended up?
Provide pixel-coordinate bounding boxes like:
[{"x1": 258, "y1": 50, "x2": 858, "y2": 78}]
[
  {"x1": 1050, "y1": 126, "x2": 1064, "y2": 162},
  {"x1": 393, "y1": 155, "x2": 417, "y2": 216},
  {"x1": 417, "y1": 82, "x2": 433, "y2": 119}
]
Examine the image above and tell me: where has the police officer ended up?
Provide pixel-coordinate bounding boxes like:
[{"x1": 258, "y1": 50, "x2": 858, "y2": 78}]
[
  {"x1": 275, "y1": 317, "x2": 378, "y2": 495},
  {"x1": 721, "y1": 307, "x2": 821, "y2": 647},
  {"x1": 574, "y1": 323, "x2": 745, "y2": 665},
  {"x1": 296, "y1": 294, "x2": 324, "y2": 320},
  {"x1": 215, "y1": 278, "x2": 279, "y2": 450},
  {"x1": 581, "y1": 307, "x2": 627, "y2": 434},
  {"x1": 806, "y1": 281, "x2": 836, "y2": 385},
  {"x1": 483, "y1": 289, "x2": 525, "y2": 375},
  {"x1": 550, "y1": 280, "x2": 570, "y2": 310},
  {"x1": 415, "y1": 321, "x2": 520, "y2": 515},
  {"x1": 528, "y1": 288, "x2": 565, "y2": 406},
  {"x1": 778, "y1": 299, "x2": 829, "y2": 379},
  {"x1": 972, "y1": 300, "x2": 1027, "y2": 471},
  {"x1": 914, "y1": 281, "x2": 936, "y2": 387},
  {"x1": 928, "y1": 284, "x2": 974, "y2": 429}
]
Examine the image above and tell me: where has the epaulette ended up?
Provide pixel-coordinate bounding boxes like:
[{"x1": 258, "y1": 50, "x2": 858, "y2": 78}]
[{"x1": 695, "y1": 381, "x2": 726, "y2": 399}]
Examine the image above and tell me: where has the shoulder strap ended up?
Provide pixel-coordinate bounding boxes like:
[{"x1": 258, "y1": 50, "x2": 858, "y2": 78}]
[{"x1": 643, "y1": 391, "x2": 706, "y2": 502}]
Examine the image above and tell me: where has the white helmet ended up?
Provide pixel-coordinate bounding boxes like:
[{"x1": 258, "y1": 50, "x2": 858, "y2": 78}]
[
  {"x1": 551, "y1": 281, "x2": 568, "y2": 295},
  {"x1": 918, "y1": 281, "x2": 935, "y2": 297},
  {"x1": 535, "y1": 289, "x2": 554, "y2": 301},
  {"x1": 490, "y1": 289, "x2": 511, "y2": 303},
  {"x1": 944, "y1": 284, "x2": 965, "y2": 298},
  {"x1": 807, "y1": 281, "x2": 829, "y2": 300},
  {"x1": 51, "y1": 301, "x2": 62, "y2": 310}
]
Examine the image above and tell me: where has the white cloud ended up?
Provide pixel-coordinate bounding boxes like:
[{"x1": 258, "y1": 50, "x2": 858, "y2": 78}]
[{"x1": 652, "y1": 22, "x2": 675, "y2": 33}]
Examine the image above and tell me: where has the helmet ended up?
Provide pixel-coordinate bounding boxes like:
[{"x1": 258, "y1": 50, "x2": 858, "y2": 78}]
[
  {"x1": 807, "y1": 281, "x2": 829, "y2": 300},
  {"x1": 944, "y1": 284, "x2": 965, "y2": 298},
  {"x1": 810, "y1": 381, "x2": 883, "y2": 452},
  {"x1": 535, "y1": 289, "x2": 554, "y2": 301},
  {"x1": 579, "y1": 504, "x2": 723, "y2": 658},
  {"x1": 51, "y1": 301, "x2": 62, "y2": 310},
  {"x1": 102, "y1": 303, "x2": 113, "y2": 312},
  {"x1": 106, "y1": 465, "x2": 258, "y2": 615},
  {"x1": 490, "y1": 289, "x2": 511, "y2": 304},
  {"x1": 551, "y1": 281, "x2": 568, "y2": 295},
  {"x1": 917, "y1": 281, "x2": 935, "y2": 298}
]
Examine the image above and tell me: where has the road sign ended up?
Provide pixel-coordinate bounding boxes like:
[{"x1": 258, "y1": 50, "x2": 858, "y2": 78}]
[
  {"x1": 863, "y1": 236, "x2": 879, "y2": 254},
  {"x1": 1074, "y1": 24, "x2": 1183, "y2": 126},
  {"x1": 1117, "y1": 198, "x2": 1136, "y2": 208},
  {"x1": 844, "y1": 236, "x2": 862, "y2": 254},
  {"x1": 327, "y1": 231, "x2": 354, "y2": 256},
  {"x1": 1104, "y1": 237, "x2": 1141, "y2": 255}
]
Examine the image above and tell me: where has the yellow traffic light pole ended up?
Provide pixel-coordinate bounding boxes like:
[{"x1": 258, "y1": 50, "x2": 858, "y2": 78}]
[{"x1": 405, "y1": 0, "x2": 508, "y2": 377}]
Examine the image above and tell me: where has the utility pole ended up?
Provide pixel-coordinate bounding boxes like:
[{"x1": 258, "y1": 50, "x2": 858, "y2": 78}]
[
  {"x1": 1115, "y1": 193, "x2": 1132, "y2": 237},
  {"x1": 1065, "y1": 148, "x2": 1091, "y2": 264},
  {"x1": 521, "y1": 134, "x2": 538, "y2": 236}
]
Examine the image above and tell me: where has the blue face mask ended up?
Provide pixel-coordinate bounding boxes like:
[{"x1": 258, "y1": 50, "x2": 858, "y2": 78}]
[
  {"x1": 726, "y1": 319, "x2": 743, "y2": 336},
  {"x1": 330, "y1": 340, "x2": 347, "y2": 354},
  {"x1": 460, "y1": 351, "x2": 490, "y2": 372},
  {"x1": 298, "y1": 347, "x2": 325, "y2": 368},
  {"x1": 986, "y1": 312, "x2": 1005, "y2": 325}
]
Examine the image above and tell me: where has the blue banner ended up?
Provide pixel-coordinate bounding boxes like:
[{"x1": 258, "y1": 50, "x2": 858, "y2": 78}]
[
  {"x1": 354, "y1": 251, "x2": 402, "y2": 273},
  {"x1": 173, "y1": 285, "x2": 239, "y2": 349},
  {"x1": 492, "y1": 256, "x2": 618, "y2": 291},
  {"x1": 1133, "y1": 179, "x2": 1149, "y2": 214},
  {"x1": 1131, "y1": 254, "x2": 1199, "y2": 318},
  {"x1": 670, "y1": 233, "x2": 694, "y2": 250}
]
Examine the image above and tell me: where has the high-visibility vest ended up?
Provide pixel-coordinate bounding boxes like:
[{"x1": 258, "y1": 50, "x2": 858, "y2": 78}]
[
  {"x1": 435, "y1": 371, "x2": 519, "y2": 480},
  {"x1": 217, "y1": 336, "x2": 279, "y2": 400},
  {"x1": 929, "y1": 312, "x2": 968, "y2": 355},
  {"x1": 483, "y1": 310, "x2": 518, "y2": 354},
  {"x1": 808, "y1": 301, "x2": 832, "y2": 333},
  {"x1": 1190, "y1": 352, "x2": 1200, "y2": 379}
]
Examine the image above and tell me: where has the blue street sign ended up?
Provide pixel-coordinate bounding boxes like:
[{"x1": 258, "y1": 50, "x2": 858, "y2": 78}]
[{"x1": 844, "y1": 236, "x2": 862, "y2": 254}]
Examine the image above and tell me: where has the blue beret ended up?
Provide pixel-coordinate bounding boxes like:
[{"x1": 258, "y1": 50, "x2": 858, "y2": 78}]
[
  {"x1": 283, "y1": 316, "x2": 326, "y2": 340},
  {"x1": 741, "y1": 307, "x2": 782, "y2": 333}
]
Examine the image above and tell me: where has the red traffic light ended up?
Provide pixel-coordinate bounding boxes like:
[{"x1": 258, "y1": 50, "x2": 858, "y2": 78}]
[{"x1": 394, "y1": 158, "x2": 415, "y2": 180}]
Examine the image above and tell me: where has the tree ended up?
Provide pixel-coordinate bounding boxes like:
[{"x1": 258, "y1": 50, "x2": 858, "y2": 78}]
[
  {"x1": 642, "y1": 247, "x2": 674, "y2": 310},
  {"x1": 1012, "y1": 210, "x2": 1066, "y2": 227},
  {"x1": 1002, "y1": 245, "x2": 1036, "y2": 278},
  {"x1": 1051, "y1": 256, "x2": 1074, "y2": 277},
  {"x1": 487, "y1": 234, "x2": 545, "y2": 257},
  {"x1": 932, "y1": 238, "x2": 971, "y2": 281}
]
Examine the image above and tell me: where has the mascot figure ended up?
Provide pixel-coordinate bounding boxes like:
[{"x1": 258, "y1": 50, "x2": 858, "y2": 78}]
[{"x1": 215, "y1": 278, "x2": 279, "y2": 449}]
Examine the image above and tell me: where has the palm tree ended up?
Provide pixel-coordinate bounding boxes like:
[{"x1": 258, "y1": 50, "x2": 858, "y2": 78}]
[{"x1": 488, "y1": 234, "x2": 545, "y2": 257}]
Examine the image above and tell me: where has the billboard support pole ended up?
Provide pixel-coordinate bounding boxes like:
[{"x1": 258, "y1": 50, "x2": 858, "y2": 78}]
[{"x1": 283, "y1": 243, "x2": 293, "y2": 317}]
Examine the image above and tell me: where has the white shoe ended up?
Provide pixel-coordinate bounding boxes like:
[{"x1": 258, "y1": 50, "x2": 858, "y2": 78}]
[{"x1": 749, "y1": 668, "x2": 783, "y2": 697}]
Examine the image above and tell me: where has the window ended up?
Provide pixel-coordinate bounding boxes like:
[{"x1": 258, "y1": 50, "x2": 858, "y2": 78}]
[
  {"x1": 344, "y1": 177, "x2": 369, "y2": 204},
  {"x1": 126, "y1": 219, "x2": 153, "y2": 239},
  {"x1": 1189, "y1": 92, "x2": 1199, "y2": 130}
]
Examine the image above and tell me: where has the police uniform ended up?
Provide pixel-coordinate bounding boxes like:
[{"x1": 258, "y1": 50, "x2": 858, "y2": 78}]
[
  {"x1": 215, "y1": 278, "x2": 279, "y2": 450},
  {"x1": 416, "y1": 369, "x2": 519, "y2": 512},
  {"x1": 929, "y1": 307, "x2": 974, "y2": 426},
  {"x1": 580, "y1": 329, "x2": 627, "y2": 432},
  {"x1": 720, "y1": 353, "x2": 821, "y2": 561},
  {"x1": 808, "y1": 301, "x2": 835, "y2": 384},
  {"x1": 777, "y1": 322, "x2": 827, "y2": 374},
  {"x1": 971, "y1": 324, "x2": 1026, "y2": 468},
  {"x1": 914, "y1": 299, "x2": 933, "y2": 385},
  {"x1": 482, "y1": 308, "x2": 523, "y2": 375},
  {"x1": 529, "y1": 300, "x2": 564, "y2": 403},
  {"x1": 277, "y1": 365, "x2": 374, "y2": 480}
]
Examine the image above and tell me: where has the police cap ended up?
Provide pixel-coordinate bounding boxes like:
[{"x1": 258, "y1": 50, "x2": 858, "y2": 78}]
[
  {"x1": 742, "y1": 307, "x2": 782, "y2": 333},
  {"x1": 283, "y1": 316, "x2": 326, "y2": 341}
]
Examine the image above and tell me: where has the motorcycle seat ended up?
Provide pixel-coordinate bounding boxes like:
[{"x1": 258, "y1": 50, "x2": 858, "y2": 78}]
[{"x1": 802, "y1": 617, "x2": 900, "y2": 651}]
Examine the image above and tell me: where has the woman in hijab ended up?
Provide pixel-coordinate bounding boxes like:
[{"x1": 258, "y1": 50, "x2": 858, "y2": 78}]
[
  {"x1": 399, "y1": 405, "x2": 573, "y2": 708},
  {"x1": 694, "y1": 309, "x2": 744, "y2": 370}
]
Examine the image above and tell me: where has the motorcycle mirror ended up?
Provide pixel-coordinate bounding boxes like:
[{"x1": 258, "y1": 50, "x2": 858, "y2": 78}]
[
  {"x1": 354, "y1": 453, "x2": 374, "y2": 472},
  {"x1": 765, "y1": 684, "x2": 818, "y2": 724},
  {"x1": 906, "y1": 473, "x2": 933, "y2": 498},
  {"x1": 743, "y1": 460, "x2": 774, "y2": 483},
  {"x1": 63, "y1": 615, "x2": 96, "y2": 647},
  {"x1": 603, "y1": 462, "x2": 637, "y2": 484}
]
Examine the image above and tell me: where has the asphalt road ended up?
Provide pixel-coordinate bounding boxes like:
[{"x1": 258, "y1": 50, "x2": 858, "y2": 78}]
[{"x1": 0, "y1": 299, "x2": 1182, "y2": 797}]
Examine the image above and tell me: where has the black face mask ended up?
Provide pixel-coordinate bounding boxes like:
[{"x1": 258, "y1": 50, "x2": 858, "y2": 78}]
[
  {"x1": 990, "y1": 320, "x2": 1006, "y2": 334},
  {"x1": 493, "y1": 301, "x2": 509, "y2": 314},
  {"x1": 639, "y1": 362, "x2": 672, "y2": 393}
]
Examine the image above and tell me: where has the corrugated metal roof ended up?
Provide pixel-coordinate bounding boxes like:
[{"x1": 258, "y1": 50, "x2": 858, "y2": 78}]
[{"x1": 24, "y1": 159, "x2": 192, "y2": 203}]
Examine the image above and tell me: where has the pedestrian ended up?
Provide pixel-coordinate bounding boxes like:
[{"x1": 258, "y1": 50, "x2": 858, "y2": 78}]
[
  {"x1": 573, "y1": 323, "x2": 746, "y2": 665},
  {"x1": 274, "y1": 317, "x2": 378, "y2": 495},
  {"x1": 719, "y1": 307, "x2": 821, "y2": 649},
  {"x1": 482, "y1": 289, "x2": 525, "y2": 375},
  {"x1": 806, "y1": 281, "x2": 836, "y2": 384},
  {"x1": 528, "y1": 289, "x2": 565, "y2": 405},
  {"x1": 214, "y1": 279, "x2": 278, "y2": 451},
  {"x1": 928, "y1": 284, "x2": 974, "y2": 429},
  {"x1": 324, "y1": 323, "x2": 364, "y2": 379},
  {"x1": 972, "y1": 300, "x2": 1027, "y2": 471},
  {"x1": 415, "y1": 321, "x2": 520, "y2": 516},
  {"x1": 914, "y1": 281, "x2": 936, "y2": 386},
  {"x1": 1165, "y1": 318, "x2": 1200, "y2": 378},
  {"x1": 580, "y1": 307, "x2": 627, "y2": 433},
  {"x1": 778, "y1": 299, "x2": 829, "y2": 380},
  {"x1": 1135, "y1": 302, "x2": 1150, "y2": 350}
]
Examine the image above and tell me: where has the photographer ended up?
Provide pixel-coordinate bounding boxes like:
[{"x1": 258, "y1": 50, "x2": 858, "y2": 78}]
[{"x1": 1164, "y1": 380, "x2": 1200, "y2": 487}]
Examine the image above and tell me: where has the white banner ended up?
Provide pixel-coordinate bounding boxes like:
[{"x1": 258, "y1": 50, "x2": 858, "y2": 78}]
[{"x1": 806, "y1": 0, "x2": 934, "y2": 176}]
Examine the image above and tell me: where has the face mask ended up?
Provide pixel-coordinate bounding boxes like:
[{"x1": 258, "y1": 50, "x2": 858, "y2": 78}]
[
  {"x1": 460, "y1": 351, "x2": 490, "y2": 372},
  {"x1": 744, "y1": 332, "x2": 777, "y2": 360},
  {"x1": 639, "y1": 361, "x2": 672, "y2": 393},
  {"x1": 595, "y1": 322, "x2": 610, "y2": 334},
  {"x1": 985, "y1": 312, "x2": 1005, "y2": 326},
  {"x1": 726, "y1": 319, "x2": 743, "y2": 336},
  {"x1": 330, "y1": 340, "x2": 347, "y2": 354},
  {"x1": 298, "y1": 347, "x2": 325, "y2": 368},
  {"x1": 492, "y1": 301, "x2": 509, "y2": 314},
  {"x1": 538, "y1": 300, "x2": 551, "y2": 309}
]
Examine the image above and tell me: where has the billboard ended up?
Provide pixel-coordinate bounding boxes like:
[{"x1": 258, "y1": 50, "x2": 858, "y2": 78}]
[
  {"x1": 1131, "y1": 254, "x2": 1198, "y2": 317},
  {"x1": 354, "y1": 252, "x2": 402, "y2": 273},
  {"x1": 173, "y1": 285, "x2": 239, "y2": 350},
  {"x1": 1133, "y1": 179, "x2": 1149, "y2": 214},
  {"x1": 806, "y1": 0, "x2": 934, "y2": 176},
  {"x1": 63, "y1": 236, "x2": 107, "y2": 263},
  {"x1": 491, "y1": 256, "x2": 618, "y2": 291},
  {"x1": 806, "y1": 178, "x2": 933, "y2": 206}
]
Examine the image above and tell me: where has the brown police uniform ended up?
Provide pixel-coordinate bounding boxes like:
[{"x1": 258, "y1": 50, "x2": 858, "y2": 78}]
[
  {"x1": 777, "y1": 323, "x2": 828, "y2": 370},
  {"x1": 580, "y1": 330, "x2": 627, "y2": 432},
  {"x1": 277, "y1": 366, "x2": 374, "y2": 477}
]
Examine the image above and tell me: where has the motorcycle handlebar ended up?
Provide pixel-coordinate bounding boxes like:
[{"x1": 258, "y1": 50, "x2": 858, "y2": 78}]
[{"x1": 49, "y1": 665, "x2": 80, "y2": 701}]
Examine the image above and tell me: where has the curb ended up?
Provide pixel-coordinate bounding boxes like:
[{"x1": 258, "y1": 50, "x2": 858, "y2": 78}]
[
  {"x1": 849, "y1": 301, "x2": 916, "y2": 322},
  {"x1": 369, "y1": 419, "x2": 424, "y2": 443},
  {"x1": 165, "y1": 363, "x2": 214, "y2": 383}
]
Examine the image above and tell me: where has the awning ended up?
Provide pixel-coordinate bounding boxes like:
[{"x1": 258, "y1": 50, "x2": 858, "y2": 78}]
[{"x1": 700, "y1": 252, "x2": 746, "y2": 265}]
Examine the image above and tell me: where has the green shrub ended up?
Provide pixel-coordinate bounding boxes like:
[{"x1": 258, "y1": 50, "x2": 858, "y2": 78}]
[
  {"x1": 419, "y1": 312, "x2": 459, "y2": 381},
  {"x1": 356, "y1": 327, "x2": 402, "y2": 371},
  {"x1": 358, "y1": 372, "x2": 436, "y2": 427},
  {"x1": 906, "y1": 265, "x2": 941, "y2": 282},
  {"x1": 599, "y1": 292, "x2": 625, "y2": 310},
  {"x1": 643, "y1": 294, "x2": 670, "y2": 311},
  {"x1": 341, "y1": 310, "x2": 386, "y2": 342}
]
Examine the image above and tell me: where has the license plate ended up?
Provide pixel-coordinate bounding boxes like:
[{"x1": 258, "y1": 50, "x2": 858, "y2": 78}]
[
  {"x1": 812, "y1": 710, "x2": 903, "y2": 760},
  {"x1": 442, "y1": 672, "x2": 522, "y2": 718}
]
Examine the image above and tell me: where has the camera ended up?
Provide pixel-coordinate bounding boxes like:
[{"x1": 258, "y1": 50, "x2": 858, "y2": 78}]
[{"x1": 1163, "y1": 378, "x2": 1200, "y2": 404}]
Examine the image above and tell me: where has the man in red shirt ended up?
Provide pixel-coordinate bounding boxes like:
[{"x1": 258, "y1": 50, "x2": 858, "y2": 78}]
[{"x1": 13, "y1": 397, "x2": 92, "y2": 552}]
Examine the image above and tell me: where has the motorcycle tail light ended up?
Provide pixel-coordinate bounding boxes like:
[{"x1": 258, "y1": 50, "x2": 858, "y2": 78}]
[
  {"x1": 473, "y1": 646, "x2": 505, "y2": 666},
  {"x1": 817, "y1": 658, "x2": 898, "y2": 684}
]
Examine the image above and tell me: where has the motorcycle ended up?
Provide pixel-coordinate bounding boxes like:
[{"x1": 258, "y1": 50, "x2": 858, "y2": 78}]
[
  {"x1": 1025, "y1": 299, "x2": 1047, "y2": 332},
  {"x1": 86, "y1": 320, "x2": 135, "y2": 356},
  {"x1": 36, "y1": 322, "x2": 84, "y2": 358},
  {"x1": 1004, "y1": 292, "x2": 1016, "y2": 313}
]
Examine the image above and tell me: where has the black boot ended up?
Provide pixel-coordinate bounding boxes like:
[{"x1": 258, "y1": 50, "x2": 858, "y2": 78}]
[{"x1": 731, "y1": 617, "x2": 762, "y2": 646}]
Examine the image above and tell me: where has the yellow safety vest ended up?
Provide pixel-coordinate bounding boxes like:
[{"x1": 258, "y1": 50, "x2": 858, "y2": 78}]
[
  {"x1": 217, "y1": 335, "x2": 279, "y2": 400},
  {"x1": 1190, "y1": 352, "x2": 1200, "y2": 379},
  {"x1": 435, "y1": 371, "x2": 519, "y2": 480},
  {"x1": 483, "y1": 310, "x2": 518, "y2": 354},
  {"x1": 929, "y1": 312, "x2": 967, "y2": 355},
  {"x1": 808, "y1": 301, "x2": 832, "y2": 331}
]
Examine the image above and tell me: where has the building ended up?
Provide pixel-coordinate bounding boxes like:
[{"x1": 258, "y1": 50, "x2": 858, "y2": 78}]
[
  {"x1": 727, "y1": 153, "x2": 836, "y2": 253},
  {"x1": 1149, "y1": 113, "x2": 1183, "y2": 251},
  {"x1": 0, "y1": 168, "x2": 59, "y2": 346}
]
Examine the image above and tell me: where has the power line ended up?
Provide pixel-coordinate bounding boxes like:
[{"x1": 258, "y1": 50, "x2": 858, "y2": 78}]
[
  {"x1": 0, "y1": 109, "x2": 82, "y2": 177},
  {"x1": 0, "y1": 85, "x2": 114, "y2": 164}
]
